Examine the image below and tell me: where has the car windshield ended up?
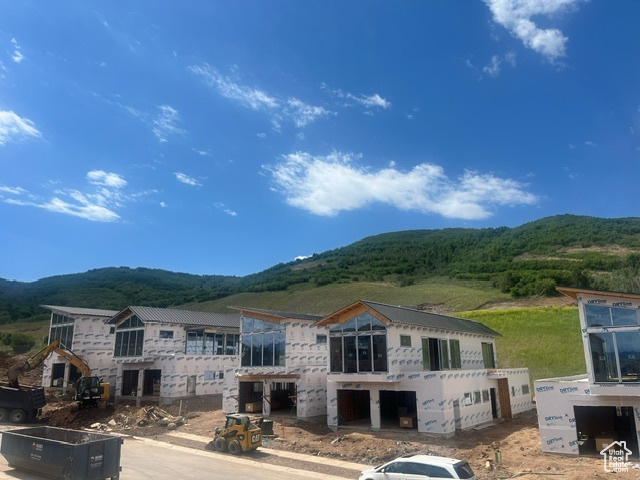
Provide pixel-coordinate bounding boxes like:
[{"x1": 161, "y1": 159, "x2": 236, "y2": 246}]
[{"x1": 453, "y1": 461, "x2": 475, "y2": 479}]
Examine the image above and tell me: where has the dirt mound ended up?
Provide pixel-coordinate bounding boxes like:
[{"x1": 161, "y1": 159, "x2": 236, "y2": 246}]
[{"x1": 0, "y1": 350, "x2": 45, "y2": 387}]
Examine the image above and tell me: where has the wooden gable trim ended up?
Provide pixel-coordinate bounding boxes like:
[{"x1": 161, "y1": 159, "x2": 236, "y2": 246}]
[
  {"x1": 315, "y1": 301, "x2": 391, "y2": 327},
  {"x1": 239, "y1": 310, "x2": 283, "y2": 324}
]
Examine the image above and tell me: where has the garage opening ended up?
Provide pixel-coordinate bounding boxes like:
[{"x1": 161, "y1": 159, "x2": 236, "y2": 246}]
[
  {"x1": 337, "y1": 389, "x2": 370, "y2": 426},
  {"x1": 270, "y1": 382, "x2": 297, "y2": 414},
  {"x1": 380, "y1": 390, "x2": 417, "y2": 429},
  {"x1": 143, "y1": 369, "x2": 161, "y2": 396},
  {"x1": 239, "y1": 381, "x2": 263, "y2": 414},
  {"x1": 574, "y1": 406, "x2": 638, "y2": 458}
]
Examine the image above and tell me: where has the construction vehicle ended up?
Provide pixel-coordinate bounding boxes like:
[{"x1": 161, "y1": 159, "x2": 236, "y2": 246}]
[
  {"x1": 5, "y1": 339, "x2": 109, "y2": 410},
  {"x1": 206, "y1": 413, "x2": 263, "y2": 455}
]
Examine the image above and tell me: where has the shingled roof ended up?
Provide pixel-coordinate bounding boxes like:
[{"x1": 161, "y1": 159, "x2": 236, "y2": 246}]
[
  {"x1": 41, "y1": 305, "x2": 119, "y2": 317},
  {"x1": 319, "y1": 300, "x2": 500, "y2": 337},
  {"x1": 107, "y1": 306, "x2": 239, "y2": 328}
]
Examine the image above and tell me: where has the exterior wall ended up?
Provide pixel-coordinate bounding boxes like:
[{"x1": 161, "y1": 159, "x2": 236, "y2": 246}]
[
  {"x1": 328, "y1": 368, "x2": 531, "y2": 435},
  {"x1": 536, "y1": 376, "x2": 640, "y2": 455},
  {"x1": 222, "y1": 318, "x2": 328, "y2": 417},
  {"x1": 388, "y1": 324, "x2": 496, "y2": 375},
  {"x1": 42, "y1": 314, "x2": 116, "y2": 391},
  {"x1": 326, "y1": 319, "x2": 531, "y2": 435},
  {"x1": 113, "y1": 322, "x2": 240, "y2": 401}
]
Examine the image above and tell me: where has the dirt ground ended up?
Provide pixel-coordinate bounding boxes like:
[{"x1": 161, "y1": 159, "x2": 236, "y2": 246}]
[{"x1": 31, "y1": 394, "x2": 622, "y2": 480}]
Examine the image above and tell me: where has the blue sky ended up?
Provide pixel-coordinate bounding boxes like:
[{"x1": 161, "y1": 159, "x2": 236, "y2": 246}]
[{"x1": 1, "y1": 1, "x2": 639, "y2": 282}]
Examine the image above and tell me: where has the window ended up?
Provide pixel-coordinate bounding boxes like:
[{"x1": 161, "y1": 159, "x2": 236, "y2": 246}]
[
  {"x1": 329, "y1": 312, "x2": 387, "y2": 373},
  {"x1": 114, "y1": 316, "x2": 144, "y2": 357},
  {"x1": 187, "y1": 331, "x2": 239, "y2": 355},
  {"x1": 422, "y1": 338, "x2": 451, "y2": 371},
  {"x1": 464, "y1": 392, "x2": 472, "y2": 406},
  {"x1": 109, "y1": 326, "x2": 115, "y2": 335},
  {"x1": 449, "y1": 339, "x2": 461, "y2": 369},
  {"x1": 590, "y1": 331, "x2": 640, "y2": 383},
  {"x1": 241, "y1": 317, "x2": 286, "y2": 367},
  {"x1": 482, "y1": 389, "x2": 490, "y2": 403},
  {"x1": 511, "y1": 386, "x2": 516, "y2": 397},
  {"x1": 482, "y1": 342, "x2": 495, "y2": 369},
  {"x1": 400, "y1": 335, "x2": 411, "y2": 347},
  {"x1": 159, "y1": 330, "x2": 174, "y2": 339},
  {"x1": 474, "y1": 391, "x2": 481, "y2": 404},
  {"x1": 522, "y1": 384, "x2": 530, "y2": 395},
  {"x1": 316, "y1": 334, "x2": 327, "y2": 344},
  {"x1": 585, "y1": 304, "x2": 640, "y2": 384}
]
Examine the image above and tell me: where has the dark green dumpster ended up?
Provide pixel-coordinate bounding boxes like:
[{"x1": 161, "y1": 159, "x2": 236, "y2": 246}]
[{"x1": 0, "y1": 426, "x2": 123, "y2": 480}]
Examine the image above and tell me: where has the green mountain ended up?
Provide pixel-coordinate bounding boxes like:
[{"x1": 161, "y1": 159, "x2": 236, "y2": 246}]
[{"x1": 2, "y1": 214, "x2": 639, "y2": 323}]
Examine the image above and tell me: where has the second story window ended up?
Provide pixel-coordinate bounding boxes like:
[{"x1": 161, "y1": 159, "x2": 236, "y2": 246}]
[
  {"x1": 585, "y1": 305, "x2": 640, "y2": 384},
  {"x1": 482, "y1": 342, "x2": 495, "y2": 369},
  {"x1": 329, "y1": 312, "x2": 387, "y2": 373},
  {"x1": 114, "y1": 315, "x2": 144, "y2": 357},
  {"x1": 241, "y1": 317, "x2": 285, "y2": 367},
  {"x1": 50, "y1": 313, "x2": 74, "y2": 349},
  {"x1": 186, "y1": 331, "x2": 239, "y2": 355}
]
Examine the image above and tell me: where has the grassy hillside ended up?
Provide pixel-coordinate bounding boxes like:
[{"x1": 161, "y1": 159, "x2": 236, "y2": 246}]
[
  {"x1": 1, "y1": 214, "x2": 639, "y2": 325},
  {"x1": 459, "y1": 306, "x2": 586, "y2": 384},
  {"x1": 181, "y1": 277, "x2": 511, "y2": 314}
]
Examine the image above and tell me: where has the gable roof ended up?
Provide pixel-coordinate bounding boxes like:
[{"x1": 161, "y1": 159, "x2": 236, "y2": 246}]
[
  {"x1": 557, "y1": 286, "x2": 640, "y2": 301},
  {"x1": 318, "y1": 300, "x2": 500, "y2": 337},
  {"x1": 107, "y1": 306, "x2": 239, "y2": 328},
  {"x1": 228, "y1": 306, "x2": 323, "y2": 322},
  {"x1": 41, "y1": 305, "x2": 119, "y2": 318}
]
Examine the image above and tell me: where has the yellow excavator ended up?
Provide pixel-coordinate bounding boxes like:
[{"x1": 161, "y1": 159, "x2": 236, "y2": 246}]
[{"x1": 7, "y1": 339, "x2": 109, "y2": 409}]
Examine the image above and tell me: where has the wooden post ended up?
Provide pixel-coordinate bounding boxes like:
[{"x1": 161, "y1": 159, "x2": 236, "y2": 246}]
[{"x1": 282, "y1": 416, "x2": 285, "y2": 439}]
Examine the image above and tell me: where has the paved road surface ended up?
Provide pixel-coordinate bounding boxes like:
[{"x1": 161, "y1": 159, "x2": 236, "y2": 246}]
[{"x1": 0, "y1": 432, "x2": 353, "y2": 480}]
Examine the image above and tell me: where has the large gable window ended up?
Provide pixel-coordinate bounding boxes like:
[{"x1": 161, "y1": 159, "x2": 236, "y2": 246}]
[
  {"x1": 114, "y1": 315, "x2": 144, "y2": 357},
  {"x1": 241, "y1": 317, "x2": 286, "y2": 367},
  {"x1": 329, "y1": 312, "x2": 387, "y2": 373},
  {"x1": 585, "y1": 305, "x2": 640, "y2": 383}
]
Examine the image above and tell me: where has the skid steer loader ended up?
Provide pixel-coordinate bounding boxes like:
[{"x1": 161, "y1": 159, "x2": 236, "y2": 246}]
[{"x1": 206, "y1": 413, "x2": 262, "y2": 455}]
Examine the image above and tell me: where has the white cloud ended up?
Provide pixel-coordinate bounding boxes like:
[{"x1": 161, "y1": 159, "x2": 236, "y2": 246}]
[
  {"x1": 286, "y1": 98, "x2": 333, "y2": 127},
  {"x1": 484, "y1": 0, "x2": 585, "y2": 62},
  {"x1": 0, "y1": 110, "x2": 41, "y2": 145},
  {"x1": 10, "y1": 38, "x2": 24, "y2": 63},
  {"x1": 359, "y1": 94, "x2": 392, "y2": 109},
  {"x1": 190, "y1": 64, "x2": 333, "y2": 128},
  {"x1": 153, "y1": 105, "x2": 184, "y2": 143},
  {"x1": 2, "y1": 170, "x2": 131, "y2": 222},
  {"x1": 190, "y1": 64, "x2": 279, "y2": 110},
  {"x1": 295, "y1": 255, "x2": 312, "y2": 261},
  {"x1": 0, "y1": 185, "x2": 27, "y2": 196},
  {"x1": 483, "y1": 51, "x2": 516, "y2": 78},
  {"x1": 266, "y1": 151, "x2": 537, "y2": 219},
  {"x1": 585, "y1": 140, "x2": 597, "y2": 147},
  {"x1": 322, "y1": 84, "x2": 392, "y2": 112},
  {"x1": 174, "y1": 172, "x2": 202, "y2": 187},
  {"x1": 87, "y1": 170, "x2": 127, "y2": 188},
  {"x1": 257, "y1": 132, "x2": 267, "y2": 138},
  {"x1": 214, "y1": 202, "x2": 237, "y2": 216}
]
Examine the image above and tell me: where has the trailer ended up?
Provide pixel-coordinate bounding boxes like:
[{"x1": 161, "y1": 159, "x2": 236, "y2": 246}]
[
  {"x1": 0, "y1": 382, "x2": 46, "y2": 423},
  {"x1": 0, "y1": 426, "x2": 123, "y2": 480}
]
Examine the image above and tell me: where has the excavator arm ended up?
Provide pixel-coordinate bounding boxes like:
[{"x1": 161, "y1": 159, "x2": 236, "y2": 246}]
[{"x1": 7, "y1": 339, "x2": 91, "y2": 388}]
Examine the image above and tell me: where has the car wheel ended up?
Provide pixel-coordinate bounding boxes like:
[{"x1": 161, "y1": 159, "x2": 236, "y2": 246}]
[
  {"x1": 9, "y1": 409, "x2": 26, "y2": 424},
  {"x1": 228, "y1": 439, "x2": 242, "y2": 455},
  {"x1": 0, "y1": 408, "x2": 9, "y2": 423}
]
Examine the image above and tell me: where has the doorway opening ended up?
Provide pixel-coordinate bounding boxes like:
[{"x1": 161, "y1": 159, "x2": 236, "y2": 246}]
[
  {"x1": 270, "y1": 382, "x2": 297, "y2": 414},
  {"x1": 574, "y1": 406, "x2": 638, "y2": 458}
]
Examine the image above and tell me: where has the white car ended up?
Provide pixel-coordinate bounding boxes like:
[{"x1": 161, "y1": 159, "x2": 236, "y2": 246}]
[{"x1": 358, "y1": 454, "x2": 477, "y2": 480}]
